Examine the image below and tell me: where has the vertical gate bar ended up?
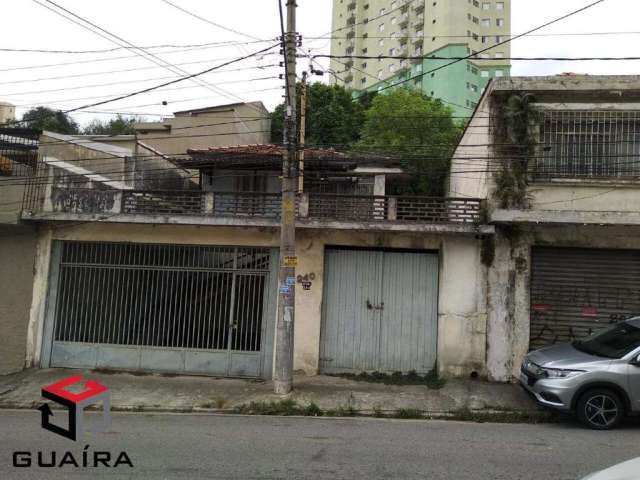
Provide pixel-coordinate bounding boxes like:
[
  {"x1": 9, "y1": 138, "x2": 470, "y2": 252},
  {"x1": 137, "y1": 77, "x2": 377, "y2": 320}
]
[
  {"x1": 183, "y1": 248, "x2": 196, "y2": 348},
  {"x1": 109, "y1": 244, "x2": 119, "y2": 345},
  {"x1": 164, "y1": 246, "x2": 176, "y2": 347},
  {"x1": 74, "y1": 265, "x2": 88, "y2": 343},
  {"x1": 82, "y1": 245, "x2": 93, "y2": 343},
  {"x1": 155, "y1": 246, "x2": 166, "y2": 347},
  {"x1": 249, "y1": 273, "x2": 257, "y2": 351},
  {"x1": 142, "y1": 245, "x2": 152, "y2": 346},
  {"x1": 227, "y1": 251, "x2": 237, "y2": 360},
  {"x1": 195, "y1": 270, "x2": 205, "y2": 349},
  {"x1": 245, "y1": 273, "x2": 253, "y2": 352},
  {"x1": 173, "y1": 246, "x2": 183, "y2": 348},
  {"x1": 211, "y1": 270, "x2": 218, "y2": 350},
  {"x1": 109, "y1": 247, "x2": 121, "y2": 345},
  {"x1": 168, "y1": 249, "x2": 178, "y2": 343},
  {"x1": 202, "y1": 271, "x2": 211, "y2": 350},
  {"x1": 59, "y1": 266, "x2": 72, "y2": 342},
  {"x1": 92, "y1": 249, "x2": 105, "y2": 344}
]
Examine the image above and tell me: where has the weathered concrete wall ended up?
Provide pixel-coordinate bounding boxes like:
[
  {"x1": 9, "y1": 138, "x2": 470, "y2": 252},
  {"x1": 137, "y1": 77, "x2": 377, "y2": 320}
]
[
  {"x1": 529, "y1": 183, "x2": 640, "y2": 212},
  {"x1": 486, "y1": 229, "x2": 531, "y2": 382},
  {"x1": 438, "y1": 237, "x2": 487, "y2": 377},
  {"x1": 26, "y1": 223, "x2": 486, "y2": 378},
  {"x1": 0, "y1": 225, "x2": 37, "y2": 375}
]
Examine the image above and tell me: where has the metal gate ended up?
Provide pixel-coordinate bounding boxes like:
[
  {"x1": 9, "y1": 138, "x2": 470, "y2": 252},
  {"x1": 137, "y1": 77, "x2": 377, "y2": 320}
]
[
  {"x1": 42, "y1": 241, "x2": 278, "y2": 378},
  {"x1": 319, "y1": 248, "x2": 439, "y2": 374},
  {"x1": 530, "y1": 247, "x2": 640, "y2": 350}
]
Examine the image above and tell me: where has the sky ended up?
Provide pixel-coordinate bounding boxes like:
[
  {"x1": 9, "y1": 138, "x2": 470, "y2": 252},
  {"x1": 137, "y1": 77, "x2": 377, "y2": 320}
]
[{"x1": 0, "y1": 0, "x2": 639, "y2": 127}]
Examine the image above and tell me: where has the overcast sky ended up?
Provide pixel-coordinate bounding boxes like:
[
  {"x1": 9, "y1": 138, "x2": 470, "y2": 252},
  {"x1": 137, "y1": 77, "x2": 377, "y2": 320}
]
[{"x1": 0, "y1": 0, "x2": 638, "y2": 126}]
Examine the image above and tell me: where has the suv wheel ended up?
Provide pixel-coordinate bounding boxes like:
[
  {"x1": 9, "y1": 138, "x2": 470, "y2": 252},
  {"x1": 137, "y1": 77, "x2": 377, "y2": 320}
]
[{"x1": 576, "y1": 389, "x2": 624, "y2": 430}]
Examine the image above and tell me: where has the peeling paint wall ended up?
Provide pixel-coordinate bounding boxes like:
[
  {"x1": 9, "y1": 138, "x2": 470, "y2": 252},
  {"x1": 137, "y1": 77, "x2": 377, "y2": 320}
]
[{"x1": 25, "y1": 223, "x2": 486, "y2": 378}]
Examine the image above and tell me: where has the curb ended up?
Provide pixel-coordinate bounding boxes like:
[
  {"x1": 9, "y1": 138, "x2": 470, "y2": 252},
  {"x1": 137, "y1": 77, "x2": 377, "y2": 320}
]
[{"x1": 0, "y1": 402, "x2": 556, "y2": 423}]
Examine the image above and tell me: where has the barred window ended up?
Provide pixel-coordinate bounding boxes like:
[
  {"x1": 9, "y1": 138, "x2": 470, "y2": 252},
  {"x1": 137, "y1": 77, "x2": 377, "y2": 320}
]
[{"x1": 535, "y1": 111, "x2": 640, "y2": 179}]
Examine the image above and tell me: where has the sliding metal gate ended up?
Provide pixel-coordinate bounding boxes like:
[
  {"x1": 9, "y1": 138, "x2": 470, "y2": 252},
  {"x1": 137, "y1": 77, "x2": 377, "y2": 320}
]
[
  {"x1": 530, "y1": 247, "x2": 640, "y2": 351},
  {"x1": 42, "y1": 242, "x2": 278, "y2": 378}
]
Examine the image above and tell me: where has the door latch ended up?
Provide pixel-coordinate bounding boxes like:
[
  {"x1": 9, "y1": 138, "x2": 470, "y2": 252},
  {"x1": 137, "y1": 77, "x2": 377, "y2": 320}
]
[{"x1": 366, "y1": 299, "x2": 384, "y2": 311}]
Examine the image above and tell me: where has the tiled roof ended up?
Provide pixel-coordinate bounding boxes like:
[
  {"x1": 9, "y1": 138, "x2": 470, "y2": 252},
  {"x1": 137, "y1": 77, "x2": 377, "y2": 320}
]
[{"x1": 187, "y1": 144, "x2": 350, "y2": 159}]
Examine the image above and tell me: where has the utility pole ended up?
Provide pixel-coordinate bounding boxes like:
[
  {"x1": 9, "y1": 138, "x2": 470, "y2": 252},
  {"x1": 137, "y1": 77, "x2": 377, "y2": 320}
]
[
  {"x1": 274, "y1": 0, "x2": 298, "y2": 395},
  {"x1": 298, "y1": 71, "x2": 307, "y2": 193}
]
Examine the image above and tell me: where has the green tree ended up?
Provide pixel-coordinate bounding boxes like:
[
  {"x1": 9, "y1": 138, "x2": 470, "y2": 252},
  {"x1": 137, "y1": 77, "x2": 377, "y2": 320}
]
[
  {"x1": 270, "y1": 82, "x2": 368, "y2": 147},
  {"x1": 22, "y1": 107, "x2": 79, "y2": 134},
  {"x1": 357, "y1": 88, "x2": 462, "y2": 196},
  {"x1": 83, "y1": 114, "x2": 139, "y2": 135}
]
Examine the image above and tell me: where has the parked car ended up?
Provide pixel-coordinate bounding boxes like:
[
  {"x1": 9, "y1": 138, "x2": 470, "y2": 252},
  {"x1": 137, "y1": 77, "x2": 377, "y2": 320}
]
[
  {"x1": 580, "y1": 457, "x2": 640, "y2": 479},
  {"x1": 520, "y1": 317, "x2": 640, "y2": 429}
]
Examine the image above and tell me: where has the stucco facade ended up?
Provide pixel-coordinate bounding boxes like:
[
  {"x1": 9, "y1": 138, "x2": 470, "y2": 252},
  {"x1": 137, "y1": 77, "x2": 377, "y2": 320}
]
[
  {"x1": 450, "y1": 75, "x2": 640, "y2": 381},
  {"x1": 0, "y1": 226, "x2": 37, "y2": 374},
  {"x1": 24, "y1": 222, "x2": 487, "y2": 378}
]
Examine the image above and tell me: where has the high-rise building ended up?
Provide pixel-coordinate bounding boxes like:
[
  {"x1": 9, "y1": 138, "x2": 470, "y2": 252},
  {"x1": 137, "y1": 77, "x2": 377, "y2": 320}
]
[{"x1": 329, "y1": 0, "x2": 511, "y2": 116}]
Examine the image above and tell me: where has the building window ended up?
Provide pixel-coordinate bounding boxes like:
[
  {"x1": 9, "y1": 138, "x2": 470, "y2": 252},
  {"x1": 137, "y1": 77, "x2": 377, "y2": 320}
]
[
  {"x1": 495, "y1": 70, "x2": 504, "y2": 77},
  {"x1": 361, "y1": 78, "x2": 367, "y2": 84},
  {"x1": 481, "y1": 70, "x2": 489, "y2": 77},
  {"x1": 496, "y1": 2, "x2": 504, "y2": 10},
  {"x1": 389, "y1": 64, "x2": 396, "y2": 72},
  {"x1": 481, "y1": 18, "x2": 490, "y2": 27},
  {"x1": 496, "y1": 35, "x2": 504, "y2": 43},
  {"x1": 496, "y1": 18, "x2": 504, "y2": 27},
  {"x1": 379, "y1": 39, "x2": 384, "y2": 46},
  {"x1": 494, "y1": 52, "x2": 504, "y2": 59},
  {"x1": 537, "y1": 111, "x2": 640, "y2": 179},
  {"x1": 378, "y1": 70, "x2": 383, "y2": 79},
  {"x1": 379, "y1": 23, "x2": 385, "y2": 31},
  {"x1": 380, "y1": 8, "x2": 386, "y2": 15},
  {"x1": 482, "y1": 2, "x2": 490, "y2": 9},
  {"x1": 391, "y1": 17, "x2": 397, "y2": 25}
]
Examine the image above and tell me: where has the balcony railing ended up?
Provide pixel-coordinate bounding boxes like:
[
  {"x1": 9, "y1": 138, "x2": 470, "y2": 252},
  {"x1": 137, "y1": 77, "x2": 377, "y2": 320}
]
[{"x1": 26, "y1": 189, "x2": 483, "y2": 225}]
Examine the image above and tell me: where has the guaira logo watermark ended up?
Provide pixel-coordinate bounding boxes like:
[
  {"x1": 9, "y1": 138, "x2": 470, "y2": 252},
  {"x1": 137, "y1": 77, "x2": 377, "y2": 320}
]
[{"x1": 12, "y1": 375, "x2": 133, "y2": 469}]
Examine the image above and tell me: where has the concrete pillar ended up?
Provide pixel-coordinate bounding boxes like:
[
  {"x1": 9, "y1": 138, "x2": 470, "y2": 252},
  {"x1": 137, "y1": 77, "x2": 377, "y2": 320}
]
[
  {"x1": 486, "y1": 230, "x2": 531, "y2": 382},
  {"x1": 374, "y1": 174, "x2": 386, "y2": 196},
  {"x1": 42, "y1": 166, "x2": 54, "y2": 213},
  {"x1": 298, "y1": 193, "x2": 309, "y2": 218},
  {"x1": 111, "y1": 191, "x2": 122, "y2": 214},
  {"x1": 204, "y1": 192, "x2": 214, "y2": 215},
  {"x1": 387, "y1": 197, "x2": 397, "y2": 221}
]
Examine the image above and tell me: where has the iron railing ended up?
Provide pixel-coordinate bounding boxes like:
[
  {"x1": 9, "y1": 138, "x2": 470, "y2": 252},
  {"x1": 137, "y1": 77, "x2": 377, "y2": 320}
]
[{"x1": 25, "y1": 188, "x2": 483, "y2": 224}]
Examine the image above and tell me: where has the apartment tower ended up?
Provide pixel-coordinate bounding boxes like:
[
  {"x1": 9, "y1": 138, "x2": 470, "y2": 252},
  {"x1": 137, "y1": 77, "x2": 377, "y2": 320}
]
[{"x1": 329, "y1": 0, "x2": 511, "y2": 116}]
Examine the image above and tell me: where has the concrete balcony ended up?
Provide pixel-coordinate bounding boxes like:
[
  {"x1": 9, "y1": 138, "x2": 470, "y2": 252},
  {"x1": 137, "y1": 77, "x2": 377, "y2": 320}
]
[{"x1": 22, "y1": 189, "x2": 492, "y2": 235}]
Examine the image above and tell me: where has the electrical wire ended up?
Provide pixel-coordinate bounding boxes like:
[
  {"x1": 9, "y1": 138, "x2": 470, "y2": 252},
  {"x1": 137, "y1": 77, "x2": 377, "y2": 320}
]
[
  {"x1": 32, "y1": 0, "x2": 259, "y2": 110},
  {"x1": 0, "y1": 43, "x2": 280, "y2": 127}
]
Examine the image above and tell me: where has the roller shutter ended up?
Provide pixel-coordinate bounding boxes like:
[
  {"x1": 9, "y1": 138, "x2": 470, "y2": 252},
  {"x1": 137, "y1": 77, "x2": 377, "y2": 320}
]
[{"x1": 530, "y1": 247, "x2": 640, "y2": 350}]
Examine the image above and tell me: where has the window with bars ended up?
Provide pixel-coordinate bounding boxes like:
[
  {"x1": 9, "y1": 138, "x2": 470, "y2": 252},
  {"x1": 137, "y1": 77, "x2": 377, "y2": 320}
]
[{"x1": 534, "y1": 111, "x2": 640, "y2": 180}]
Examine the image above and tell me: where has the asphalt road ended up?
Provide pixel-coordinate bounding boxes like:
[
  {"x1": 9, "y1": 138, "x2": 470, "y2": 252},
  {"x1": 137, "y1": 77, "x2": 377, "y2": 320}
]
[{"x1": 1, "y1": 410, "x2": 639, "y2": 480}]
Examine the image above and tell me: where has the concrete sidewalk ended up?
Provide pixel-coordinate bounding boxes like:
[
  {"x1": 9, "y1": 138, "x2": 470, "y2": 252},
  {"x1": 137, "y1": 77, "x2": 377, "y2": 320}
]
[{"x1": 0, "y1": 368, "x2": 540, "y2": 417}]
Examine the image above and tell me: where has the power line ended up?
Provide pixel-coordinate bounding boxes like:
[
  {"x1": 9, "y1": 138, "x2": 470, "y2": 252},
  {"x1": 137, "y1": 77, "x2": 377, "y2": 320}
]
[
  {"x1": 159, "y1": 0, "x2": 264, "y2": 41},
  {"x1": 316, "y1": 54, "x2": 640, "y2": 62},
  {"x1": 373, "y1": 0, "x2": 606, "y2": 94},
  {"x1": 0, "y1": 43, "x2": 279, "y2": 127},
  {"x1": 2, "y1": 75, "x2": 279, "y2": 98},
  {"x1": 0, "y1": 62, "x2": 280, "y2": 87},
  {"x1": 32, "y1": 0, "x2": 256, "y2": 109},
  {"x1": 0, "y1": 44, "x2": 276, "y2": 74},
  {"x1": 0, "y1": 39, "x2": 274, "y2": 54}
]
